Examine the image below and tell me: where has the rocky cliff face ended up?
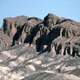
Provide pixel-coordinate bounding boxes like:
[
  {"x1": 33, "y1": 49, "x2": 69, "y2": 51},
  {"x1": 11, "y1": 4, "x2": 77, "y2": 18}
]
[
  {"x1": 0, "y1": 13, "x2": 80, "y2": 80},
  {"x1": 3, "y1": 16, "x2": 42, "y2": 45}
]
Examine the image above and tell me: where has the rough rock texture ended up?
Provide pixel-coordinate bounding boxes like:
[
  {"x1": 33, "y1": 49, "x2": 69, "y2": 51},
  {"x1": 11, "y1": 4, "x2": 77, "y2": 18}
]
[
  {"x1": 36, "y1": 13, "x2": 80, "y2": 57},
  {"x1": 0, "y1": 44, "x2": 80, "y2": 80},
  {"x1": 3, "y1": 16, "x2": 42, "y2": 45},
  {"x1": 0, "y1": 13, "x2": 80, "y2": 80},
  {"x1": 0, "y1": 29, "x2": 11, "y2": 51}
]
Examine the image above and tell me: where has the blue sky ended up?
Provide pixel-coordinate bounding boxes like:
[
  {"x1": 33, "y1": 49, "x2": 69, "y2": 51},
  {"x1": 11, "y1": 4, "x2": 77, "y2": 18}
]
[{"x1": 0, "y1": 0, "x2": 80, "y2": 27}]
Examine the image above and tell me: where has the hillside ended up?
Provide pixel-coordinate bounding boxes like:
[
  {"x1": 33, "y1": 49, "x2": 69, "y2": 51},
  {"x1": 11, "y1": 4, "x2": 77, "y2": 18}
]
[{"x1": 0, "y1": 13, "x2": 80, "y2": 80}]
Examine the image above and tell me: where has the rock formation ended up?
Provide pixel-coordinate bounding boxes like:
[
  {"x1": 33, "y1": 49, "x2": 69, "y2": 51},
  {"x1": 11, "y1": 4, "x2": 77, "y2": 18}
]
[
  {"x1": 2, "y1": 13, "x2": 80, "y2": 57},
  {"x1": 0, "y1": 13, "x2": 80, "y2": 80},
  {"x1": 3, "y1": 16, "x2": 42, "y2": 46}
]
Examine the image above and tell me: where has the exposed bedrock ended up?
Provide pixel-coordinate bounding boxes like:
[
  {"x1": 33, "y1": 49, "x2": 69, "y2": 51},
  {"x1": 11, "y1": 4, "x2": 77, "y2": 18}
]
[{"x1": 2, "y1": 13, "x2": 80, "y2": 57}]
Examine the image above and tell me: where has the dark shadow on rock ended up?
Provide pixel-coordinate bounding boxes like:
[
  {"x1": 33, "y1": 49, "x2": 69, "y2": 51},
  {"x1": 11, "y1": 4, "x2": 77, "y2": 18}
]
[
  {"x1": 24, "y1": 24, "x2": 40, "y2": 44},
  {"x1": 3, "y1": 19, "x2": 9, "y2": 34},
  {"x1": 11, "y1": 25, "x2": 24, "y2": 46},
  {"x1": 36, "y1": 26, "x2": 61, "y2": 53}
]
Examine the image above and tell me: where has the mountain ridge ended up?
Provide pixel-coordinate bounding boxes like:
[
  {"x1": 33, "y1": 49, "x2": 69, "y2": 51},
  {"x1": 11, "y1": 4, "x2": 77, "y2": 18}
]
[{"x1": 0, "y1": 13, "x2": 80, "y2": 80}]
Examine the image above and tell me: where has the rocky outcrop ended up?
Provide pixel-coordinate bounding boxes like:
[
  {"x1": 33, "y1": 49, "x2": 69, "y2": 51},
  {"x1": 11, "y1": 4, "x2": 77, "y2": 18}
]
[
  {"x1": 35, "y1": 13, "x2": 80, "y2": 57},
  {"x1": 3, "y1": 16, "x2": 42, "y2": 46},
  {"x1": 3, "y1": 16, "x2": 28, "y2": 37},
  {"x1": 1, "y1": 13, "x2": 80, "y2": 80},
  {"x1": 2, "y1": 13, "x2": 80, "y2": 57}
]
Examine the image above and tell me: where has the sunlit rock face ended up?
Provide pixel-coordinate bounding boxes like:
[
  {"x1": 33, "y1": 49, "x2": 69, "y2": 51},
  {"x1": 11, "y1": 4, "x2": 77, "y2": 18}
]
[
  {"x1": 1, "y1": 13, "x2": 80, "y2": 80},
  {"x1": 0, "y1": 44, "x2": 80, "y2": 80}
]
